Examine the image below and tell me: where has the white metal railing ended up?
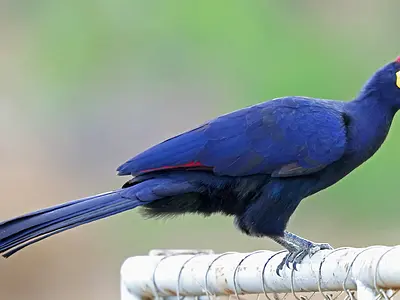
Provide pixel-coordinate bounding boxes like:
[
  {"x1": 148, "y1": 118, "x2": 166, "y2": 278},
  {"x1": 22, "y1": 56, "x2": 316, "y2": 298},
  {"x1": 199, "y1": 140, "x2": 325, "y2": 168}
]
[{"x1": 120, "y1": 246, "x2": 400, "y2": 300}]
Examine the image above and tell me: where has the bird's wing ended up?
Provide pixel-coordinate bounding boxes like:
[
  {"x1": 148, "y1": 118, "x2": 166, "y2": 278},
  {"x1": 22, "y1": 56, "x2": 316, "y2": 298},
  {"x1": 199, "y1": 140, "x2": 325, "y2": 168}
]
[{"x1": 117, "y1": 97, "x2": 347, "y2": 178}]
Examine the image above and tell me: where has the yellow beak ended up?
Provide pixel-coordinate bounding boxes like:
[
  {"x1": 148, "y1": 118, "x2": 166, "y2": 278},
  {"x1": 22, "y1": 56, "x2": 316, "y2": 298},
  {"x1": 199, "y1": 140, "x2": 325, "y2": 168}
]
[{"x1": 397, "y1": 71, "x2": 400, "y2": 88}]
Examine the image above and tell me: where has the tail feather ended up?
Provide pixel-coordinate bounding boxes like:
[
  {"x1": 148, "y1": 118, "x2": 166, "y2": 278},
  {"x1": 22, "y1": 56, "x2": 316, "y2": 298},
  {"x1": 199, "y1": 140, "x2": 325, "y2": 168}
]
[
  {"x1": 0, "y1": 190, "x2": 141, "y2": 257},
  {"x1": 1, "y1": 197, "x2": 139, "y2": 257},
  {"x1": 0, "y1": 173, "x2": 204, "y2": 258},
  {"x1": 0, "y1": 192, "x2": 115, "y2": 239}
]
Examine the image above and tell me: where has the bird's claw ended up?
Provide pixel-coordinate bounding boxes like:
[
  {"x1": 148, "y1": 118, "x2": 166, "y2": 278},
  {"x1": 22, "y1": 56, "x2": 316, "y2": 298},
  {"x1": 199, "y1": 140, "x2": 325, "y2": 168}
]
[
  {"x1": 276, "y1": 250, "x2": 303, "y2": 275},
  {"x1": 276, "y1": 242, "x2": 332, "y2": 276}
]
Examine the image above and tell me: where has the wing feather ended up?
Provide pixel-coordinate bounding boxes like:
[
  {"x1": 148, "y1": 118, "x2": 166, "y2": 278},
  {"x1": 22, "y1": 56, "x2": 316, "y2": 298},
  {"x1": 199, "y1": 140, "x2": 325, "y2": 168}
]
[{"x1": 117, "y1": 97, "x2": 347, "y2": 178}]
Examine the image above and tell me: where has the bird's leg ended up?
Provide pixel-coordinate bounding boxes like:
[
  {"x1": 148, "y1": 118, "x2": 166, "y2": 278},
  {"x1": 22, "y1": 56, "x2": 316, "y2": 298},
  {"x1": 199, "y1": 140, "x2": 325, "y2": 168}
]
[{"x1": 272, "y1": 231, "x2": 332, "y2": 275}]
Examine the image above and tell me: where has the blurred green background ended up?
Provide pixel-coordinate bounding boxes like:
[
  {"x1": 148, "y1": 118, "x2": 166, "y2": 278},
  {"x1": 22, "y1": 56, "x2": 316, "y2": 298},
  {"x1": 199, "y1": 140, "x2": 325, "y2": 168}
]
[{"x1": 1, "y1": 1, "x2": 400, "y2": 299}]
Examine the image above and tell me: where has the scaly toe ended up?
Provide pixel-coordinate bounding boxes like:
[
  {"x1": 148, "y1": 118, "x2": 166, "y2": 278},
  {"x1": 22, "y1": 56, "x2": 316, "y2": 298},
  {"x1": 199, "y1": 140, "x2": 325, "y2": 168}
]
[
  {"x1": 276, "y1": 255, "x2": 287, "y2": 276},
  {"x1": 292, "y1": 243, "x2": 333, "y2": 270},
  {"x1": 276, "y1": 250, "x2": 303, "y2": 275},
  {"x1": 292, "y1": 250, "x2": 309, "y2": 270},
  {"x1": 309, "y1": 243, "x2": 333, "y2": 256},
  {"x1": 319, "y1": 243, "x2": 333, "y2": 250}
]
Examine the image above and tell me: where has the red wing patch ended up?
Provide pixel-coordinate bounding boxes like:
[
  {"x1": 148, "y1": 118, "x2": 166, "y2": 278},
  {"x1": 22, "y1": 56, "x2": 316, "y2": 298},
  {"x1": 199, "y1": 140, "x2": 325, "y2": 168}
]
[{"x1": 138, "y1": 161, "x2": 213, "y2": 175}]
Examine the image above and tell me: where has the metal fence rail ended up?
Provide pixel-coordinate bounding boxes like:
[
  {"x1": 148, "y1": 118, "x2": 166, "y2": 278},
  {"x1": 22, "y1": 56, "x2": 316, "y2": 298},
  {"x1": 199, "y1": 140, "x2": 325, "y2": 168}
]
[{"x1": 121, "y1": 246, "x2": 400, "y2": 300}]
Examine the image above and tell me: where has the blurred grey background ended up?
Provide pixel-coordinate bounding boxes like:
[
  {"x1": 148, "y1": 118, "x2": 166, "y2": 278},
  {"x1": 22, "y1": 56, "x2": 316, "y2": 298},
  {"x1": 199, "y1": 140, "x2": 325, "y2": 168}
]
[{"x1": 0, "y1": 1, "x2": 399, "y2": 299}]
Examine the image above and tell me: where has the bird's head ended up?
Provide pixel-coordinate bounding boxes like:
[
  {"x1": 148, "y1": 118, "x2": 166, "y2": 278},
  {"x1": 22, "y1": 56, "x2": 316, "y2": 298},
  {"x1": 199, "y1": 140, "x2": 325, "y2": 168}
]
[{"x1": 360, "y1": 56, "x2": 400, "y2": 109}]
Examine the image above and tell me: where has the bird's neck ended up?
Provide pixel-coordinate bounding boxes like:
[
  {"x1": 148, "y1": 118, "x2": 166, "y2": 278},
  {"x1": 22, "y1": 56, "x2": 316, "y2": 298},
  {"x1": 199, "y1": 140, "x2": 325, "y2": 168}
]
[
  {"x1": 350, "y1": 88, "x2": 397, "y2": 121},
  {"x1": 346, "y1": 92, "x2": 397, "y2": 157}
]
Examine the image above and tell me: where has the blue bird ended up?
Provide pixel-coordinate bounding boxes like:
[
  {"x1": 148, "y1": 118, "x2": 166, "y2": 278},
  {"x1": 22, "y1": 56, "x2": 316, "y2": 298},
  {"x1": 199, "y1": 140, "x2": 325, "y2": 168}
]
[{"x1": 1, "y1": 57, "x2": 400, "y2": 273}]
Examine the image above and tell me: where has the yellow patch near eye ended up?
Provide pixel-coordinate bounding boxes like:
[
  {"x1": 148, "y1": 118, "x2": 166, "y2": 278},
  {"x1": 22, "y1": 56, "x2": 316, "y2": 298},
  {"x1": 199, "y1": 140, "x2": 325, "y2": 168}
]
[{"x1": 397, "y1": 71, "x2": 400, "y2": 88}]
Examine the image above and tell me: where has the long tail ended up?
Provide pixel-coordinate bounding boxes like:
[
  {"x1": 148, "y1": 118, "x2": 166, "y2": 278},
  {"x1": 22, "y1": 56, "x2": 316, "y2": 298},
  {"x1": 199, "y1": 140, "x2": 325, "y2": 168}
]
[{"x1": 0, "y1": 189, "x2": 143, "y2": 258}]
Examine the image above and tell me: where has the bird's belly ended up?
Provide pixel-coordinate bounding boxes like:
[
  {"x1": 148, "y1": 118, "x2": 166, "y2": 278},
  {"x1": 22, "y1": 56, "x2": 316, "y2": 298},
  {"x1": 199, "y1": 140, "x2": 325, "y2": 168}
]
[{"x1": 308, "y1": 156, "x2": 362, "y2": 196}]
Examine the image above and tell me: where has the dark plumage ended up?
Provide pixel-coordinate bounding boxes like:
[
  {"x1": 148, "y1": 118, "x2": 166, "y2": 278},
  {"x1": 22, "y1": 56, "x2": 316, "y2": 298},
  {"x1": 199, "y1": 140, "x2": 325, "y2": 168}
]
[{"x1": 1, "y1": 57, "x2": 400, "y2": 272}]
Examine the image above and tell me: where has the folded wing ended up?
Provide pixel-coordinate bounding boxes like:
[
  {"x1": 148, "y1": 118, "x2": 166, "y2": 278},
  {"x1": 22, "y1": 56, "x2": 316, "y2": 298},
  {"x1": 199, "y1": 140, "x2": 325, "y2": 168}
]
[{"x1": 117, "y1": 97, "x2": 347, "y2": 178}]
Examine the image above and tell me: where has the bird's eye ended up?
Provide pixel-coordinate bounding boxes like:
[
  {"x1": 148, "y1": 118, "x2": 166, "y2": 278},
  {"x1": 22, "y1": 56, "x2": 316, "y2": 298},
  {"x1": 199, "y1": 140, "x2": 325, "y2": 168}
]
[{"x1": 397, "y1": 71, "x2": 400, "y2": 88}]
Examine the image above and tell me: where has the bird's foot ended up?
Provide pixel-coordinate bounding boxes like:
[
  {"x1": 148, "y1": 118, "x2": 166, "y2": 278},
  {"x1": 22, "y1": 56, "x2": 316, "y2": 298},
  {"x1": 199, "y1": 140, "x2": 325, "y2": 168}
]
[
  {"x1": 273, "y1": 232, "x2": 332, "y2": 276},
  {"x1": 276, "y1": 242, "x2": 332, "y2": 275}
]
